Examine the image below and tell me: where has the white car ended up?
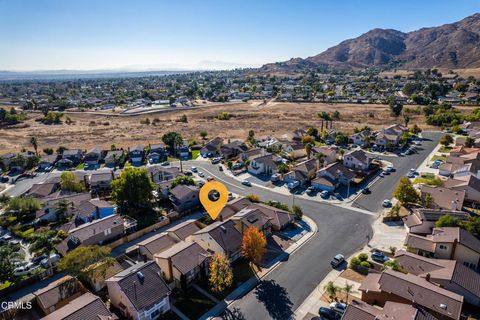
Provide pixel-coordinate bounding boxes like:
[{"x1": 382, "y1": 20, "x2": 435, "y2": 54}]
[
  {"x1": 383, "y1": 199, "x2": 392, "y2": 207},
  {"x1": 198, "y1": 172, "x2": 205, "y2": 177},
  {"x1": 329, "y1": 302, "x2": 347, "y2": 314},
  {"x1": 241, "y1": 180, "x2": 252, "y2": 187}
]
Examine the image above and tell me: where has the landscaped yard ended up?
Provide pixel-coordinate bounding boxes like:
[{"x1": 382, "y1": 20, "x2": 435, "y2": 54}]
[
  {"x1": 438, "y1": 146, "x2": 452, "y2": 153},
  {"x1": 413, "y1": 173, "x2": 444, "y2": 186},
  {"x1": 173, "y1": 288, "x2": 216, "y2": 319},
  {"x1": 431, "y1": 155, "x2": 446, "y2": 162},
  {"x1": 192, "y1": 149, "x2": 200, "y2": 159}
]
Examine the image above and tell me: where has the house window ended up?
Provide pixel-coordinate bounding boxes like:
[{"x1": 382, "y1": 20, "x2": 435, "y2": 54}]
[
  {"x1": 463, "y1": 261, "x2": 476, "y2": 269},
  {"x1": 104, "y1": 228, "x2": 112, "y2": 236},
  {"x1": 150, "y1": 309, "x2": 161, "y2": 319},
  {"x1": 439, "y1": 244, "x2": 447, "y2": 250}
]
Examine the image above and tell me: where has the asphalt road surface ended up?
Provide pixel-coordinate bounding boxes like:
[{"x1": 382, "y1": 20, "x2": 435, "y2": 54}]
[{"x1": 353, "y1": 131, "x2": 442, "y2": 213}]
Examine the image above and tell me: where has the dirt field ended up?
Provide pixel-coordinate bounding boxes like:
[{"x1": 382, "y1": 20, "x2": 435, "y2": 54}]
[
  {"x1": 380, "y1": 68, "x2": 480, "y2": 79},
  {"x1": 0, "y1": 101, "x2": 469, "y2": 153}
]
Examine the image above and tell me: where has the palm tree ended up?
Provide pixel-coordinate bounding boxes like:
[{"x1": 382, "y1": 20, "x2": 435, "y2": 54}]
[
  {"x1": 315, "y1": 153, "x2": 325, "y2": 169},
  {"x1": 305, "y1": 143, "x2": 313, "y2": 159},
  {"x1": 324, "y1": 281, "x2": 338, "y2": 302},
  {"x1": 30, "y1": 136, "x2": 38, "y2": 156},
  {"x1": 55, "y1": 199, "x2": 73, "y2": 221},
  {"x1": 343, "y1": 281, "x2": 354, "y2": 303}
]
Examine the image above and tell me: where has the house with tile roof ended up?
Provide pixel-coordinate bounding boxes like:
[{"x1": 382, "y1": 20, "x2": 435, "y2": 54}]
[
  {"x1": 41, "y1": 292, "x2": 117, "y2": 320},
  {"x1": 419, "y1": 185, "x2": 465, "y2": 211},
  {"x1": 106, "y1": 261, "x2": 171, "y2": 320},
  {"x1": 359, "y1": 269, "x2": 463, "y2": 320},
  {"x1": 395, "y1": 250, "x2": 480, "y2": 306},
  {"x1": 284, "y1": 158, "x2": 318, "y2": 186},
  {"x1": 138, "y1": 232, "x2": 178, "y2": 260},
  {"x1": 342, "y1": 299, "x2": 436, "y2": 320},
  {"x1": 155, "y1": 241, "x2": 210, "y2": 290},
  {"x1": 34, "y1": 275, "x2": 85, "y2": 315},
  {"x1": 188, "y1": 220, "x2": 243, "y2": 262},
  {"x1": 165, "y1": 219, "x2": 202, "y2": 242},
  {"x1": 343, "y1": 149, "x2": 371, "y2": 171},
  {"x1": 402, "y1": 209, "x2": 469, "y2": 236},
  {"x1": 231, "y1": 207, "x2": 272, "y2": 236},
  {"x1": 168, "y1": 184, "x2": 200, "y2": 213},
  {"x1": 444, "y1": 175, "x2": 480, "y2": 204},
  {"x1": 405, "y1": 227, "x2": 480, "y2": 270}
]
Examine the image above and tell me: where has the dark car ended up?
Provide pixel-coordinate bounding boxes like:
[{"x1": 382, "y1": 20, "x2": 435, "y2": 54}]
[
  {"x1": 330, "y1": 254, "x2": 345, "y2": 268},
  {"x1": 319, "y1": 307, "x2": 340, "y2": 320},
  {"x1": 361, "y1": 187, "x2": 370, "y2": 194},
  {"x1": 0, "y1": 176, "x2": 9, "y2": 183},
  {"x1": 371, "y1": 251, "x2": 389, "y2": 263}
]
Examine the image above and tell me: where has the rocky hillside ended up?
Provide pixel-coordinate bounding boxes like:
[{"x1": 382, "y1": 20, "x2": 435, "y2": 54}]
[{"x1": 258, "y1": 13, "x2": 480, "y2": 73}]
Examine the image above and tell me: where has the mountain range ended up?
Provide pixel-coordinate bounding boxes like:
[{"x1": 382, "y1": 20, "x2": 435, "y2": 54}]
[{"x1": 257, "y1": 13, "x2": 480, "y2": 74}]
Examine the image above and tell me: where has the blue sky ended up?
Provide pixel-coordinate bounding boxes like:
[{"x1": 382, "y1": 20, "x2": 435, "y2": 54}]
[{"x1": 0, "y1": 0, "x2": 478, "y2": 71}]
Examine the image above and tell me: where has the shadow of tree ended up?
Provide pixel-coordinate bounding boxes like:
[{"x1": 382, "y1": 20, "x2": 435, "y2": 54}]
[{"x1": 254, "y1": 279, "x2": 294, "y2": 320}]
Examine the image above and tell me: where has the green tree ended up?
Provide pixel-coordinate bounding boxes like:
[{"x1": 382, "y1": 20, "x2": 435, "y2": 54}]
[
  {"x1": 383, "y1": 259, "x2": 402, "y2": 272},
  {"x1": 389, "y1": 98, "x2": 403, "y2": 117},
  {"x1": 60, "y1": 172, "x2": 86, "y2": 193},
  {"x1": 465, "y1": 137, "x2": 475, "y2": 148},
  {"x1": 305, "y1": 143, "x2": 313, "y2": 159},
  {"x1": 162, "y1": 131, "x2": 183, "y2": 155},
  {"x1": 435, "y1": 215, "x2": 462, "y2": 228},
  {"x1": 323, "y1": 281, "x2": 338, "y2": 301},
  {"x1": 6, "y1": 197, "x2": 40, "y2": 220},
  {"x1": 209, "y1": 253, "x2": 234, "y2": 293},
  {"x1": 55, "y1": 199, "x2": 74, "y2": 221},
  {"x1": 30, "y1": 137, "x2": 39, "y2": 156},
  {"x1": 43, "y1": 148, "x2": 54, "y2": 155},
  {"x1": 179, "y1": 114, "x2": 188, "y2": 123},
  {"x1": 410, "y1": 124, "x2": 422, "y2": 135},
  {"x1": 440, "y1": 134, "x2": 453, "y2": 147},
  {"x1": 111, "y1": 167, "x2": 155, "y2": 216},
  {"x1": 0, "y1": 245, "x2": 17, "y2": 283},
  {"x1": 246, "y1": 194, "x2": 260, "y2": 203},
  {"x1": 200, "y1": 131, "x2": 208, "y2": 140},
  {"x1": 394, "y1": 177, "x2": 419, "y2": 204},
  {"x1": 307, "y1": 127, "x2": 318, "y2": 138},
  {"x1": 29, "y1": 230, "x2": 62, "y2": 255},
  {"x1": 292, "y1": 205, "x2": 303, "y2": 220},
  {"x1": 343, "y1": 282, "x2": 354, "y2": 302},
  {"x1": 170, "y1": 175, "x2": 195, "y2": 188},
  {"x1": 315, "y1": 153, "x2": 325, "y2": 168},
  {"x1": 277, "y1": 163, "x2": 289, "y2": 175}
]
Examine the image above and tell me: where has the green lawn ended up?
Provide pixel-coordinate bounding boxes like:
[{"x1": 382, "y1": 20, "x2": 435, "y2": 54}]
[
  {"x1": 413, "y1": 175, "x2": 444, "y2": 187},
  {"x1": 431, "y1": 155, "x2": 446, "y2": 162},
  {"x1": 192, "y1": 150, "x2": 200, "y2": 159},
  {"x1": 0, "y1": 281, "x2": 12, "y2": 290},
  {"x1": 438, "y1": 146, "x2": 452, "y2": 153},
  {"x1": 173, "y1": 289, "x2": 216, "y2": 319},
  {"x1": 75, "y1": 163, "x2": 85, "y2": 170}
]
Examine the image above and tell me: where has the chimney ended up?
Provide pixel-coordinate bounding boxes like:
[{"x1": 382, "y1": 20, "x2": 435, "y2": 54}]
[
  {"x1": 425, "y1": 273, "x2": 430, "y2": 282},
  {"x1": 220, "y1": 215, "x2": 224, "y2": 222},
  {"x1": 167, "y1": 256, "x2": 173, "y2": 281},
  {"x1": 95, "y1": 206, "x2": 100, "y2": 219}
]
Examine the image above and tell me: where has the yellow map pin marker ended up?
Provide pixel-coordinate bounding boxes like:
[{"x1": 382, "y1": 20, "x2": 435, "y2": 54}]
[{"x1": 200, "y1": 180, "x2": 228, "y2": 220}]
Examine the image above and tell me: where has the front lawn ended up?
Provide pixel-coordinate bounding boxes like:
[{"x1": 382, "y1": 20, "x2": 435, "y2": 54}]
[
  {"x1": 192, "y1": 150, "x2": 200, "y2": 159},
  {"x1": 173, "y1": 288, "x2": 216, "y2": 319},
  {"x1": 413, "y1": 174, "x2": 444, "y2": 186},
  {"x1": 438, "y1": 146, "x2": 452, "y2": 153},
  {"x1": 431, "y1": 155, "x2": 446, "y2": 162},
  {"x1": 0, "y1": 281, "x2": 12, "y2": 290}
]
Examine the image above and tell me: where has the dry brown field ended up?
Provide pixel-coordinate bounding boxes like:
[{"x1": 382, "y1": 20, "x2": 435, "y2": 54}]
[{"x1": 0, "y1": 101, "x2": 472, "y2": 153}]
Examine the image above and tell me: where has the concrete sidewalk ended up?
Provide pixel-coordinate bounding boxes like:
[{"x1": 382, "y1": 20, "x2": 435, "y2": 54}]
[{"x1": 200, "y1": 216, "x2": 318, "y2": 320}]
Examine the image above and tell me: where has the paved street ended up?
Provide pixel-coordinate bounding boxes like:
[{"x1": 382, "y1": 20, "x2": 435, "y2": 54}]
[{"x1": 353, "y1": 131, "x2": 442, "y2": 213}]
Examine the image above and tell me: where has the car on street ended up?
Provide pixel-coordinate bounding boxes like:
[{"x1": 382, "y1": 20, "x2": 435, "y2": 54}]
[
  {"x1": 431, "y1": 160, "x2": 443, "y2": 169},
  {"x1": 361, "y1": 187, "x2": 370, "y2": 194},
  {"x1": 333, "y1": 193, "x2": 342, "y2": 200},
  {"x1": 198, "y1": 172, "x2": 205, "y2": 177},
  {"x1": 330, "y1": 254, "x2": 345, "y2": 268},
  {"x1": 407, "y1": 172, "x2": 416, "y2": 178},
  {"x1": 242, "y1": 180, "x2": 252, "y2": 186},
  {"x1": 211, "y1": 158, "x2": 221, "y2": 164},
  {"x1": 329, "y1": 302, "x2": 347, "y2": 314},
  {"x1": 184, "y1": 171, "x2": 193, "y2": 176},
  {"x1": 207, "y1": 176, "x2": 214, "y2": 182},
  {"x1": 191, "y1": 166, "x2": 198, "y2": 172},
  {"x1": 306, "y1": 186, "x2": 315, "y2": 195},
  {"x1": 320, "y1": 190, "x2": 330, "y2": 199},
  {"x1": 385, "y1": 164, "x2": 394, "y2": 172},
  {"x1": 371, "y1": 250, "x2": 390, "y2": 263},
  {"x1": 382, "y1": 199, "x2": 392, "y2": 207},
  {"x1": 218, "y1": 165, "x2": 223, "y2": 171},
  {"x1": 0, "y1": 176, "x2": 9, "y2": 183},
  {"x1": 161, "y1": 161, "x2": 170, "y2": 166},
  {"x1": 319, "y1": 307, "x2": 341, "y2": 319}
]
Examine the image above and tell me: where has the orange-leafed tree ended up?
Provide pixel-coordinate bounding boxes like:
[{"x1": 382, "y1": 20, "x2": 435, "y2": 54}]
[
  {"x1": 208, "y1": 253, "x2": 233, "y2": 293},
  {"x1": 242, "y1": 226, "x2": 267, "y2": 265}
]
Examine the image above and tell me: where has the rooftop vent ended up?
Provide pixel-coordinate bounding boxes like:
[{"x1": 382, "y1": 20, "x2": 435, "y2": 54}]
[
  {"x1": 439, "y1": 303, "x2": 447, "y2": 310},
  {"x1": 220, "y1": 225, "x2": 226, "y2": 232},
  {"x1": 136, "y1": 271, "x2": 145, "y2": 284}
]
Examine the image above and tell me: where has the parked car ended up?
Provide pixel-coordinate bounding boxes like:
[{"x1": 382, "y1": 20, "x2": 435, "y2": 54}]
[
  {"x1": 184, "y1": 171, "x2": 193, "y2": 176},
  {"x1": 198, "y1": 172, "x2": 205, "y2": 177},
  {"x1": 386, "y1": 164, "x2": 394, "y2": 172},
  {"x1": 431, "y1": 160, "x2": 443, "y2": 169},
  {"x1": 371, "y1": 250, "x2": 390, "y2": 263},
  {"x1": 382, "y1": 199, "x2": 392, "y2": 207},
  {"x1": 319, "y1": 307, "x2": 340, "y2": 320},
  {"x1": 218, "y1": 165, "x2": 223, "y2": 171},
  {"x1": 333, "y1": 193, "x2": 342, "y2": 200},
  {"x1": 211, "y1": 158, "x2": 221, "y2": 164},
  {"x1": 361, "y1": 187, "x2": 370, "y2": 194},
  {"x1": 207, "y1": 176, "x2": 214, "y2": 182},
  {"x1": 242, "y1": 180, "x2": 252, "y2": 187},
  {"x1": 161, "y1": 161, "x2": 170, "y2": 166},
  {"x1": 407, "y1": 172, "x2": 415, "y2": 178},
  {"x1": 329, "y1": 302, "x2": 347, "y2": 314},
  {"x1": 0, "y1": 176, "x2": 9, "y2": 183},
  {"x1": 320, "y1": 190, "x2": 330, "y2": 199},
  {"x1": 191, "y1": 166, "x2": 198, "y2": 172},
  {"x1": 306, "y1": 186, "x2": 315, "y2": 195},
  {"x1": 330, "y1": 254, "x2": 345, "y2": 268}
]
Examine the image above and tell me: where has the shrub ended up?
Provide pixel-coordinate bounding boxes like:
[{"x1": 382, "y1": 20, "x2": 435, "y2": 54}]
[
  {"x1": 350, "y1": 257, "x2": 361, "y2": 269},
  {"x1": 358, "y1": 253, "x2": 368, "y2": 262},
  {"x1": 246, "y1": 194, "x2": 260, "y2": 203},
  {"x1": 217, "y1": 112, "x2": 231, "y2": 120},
  {"x1": 360, "y1": 261, "x2": 370, "y2": 269}
]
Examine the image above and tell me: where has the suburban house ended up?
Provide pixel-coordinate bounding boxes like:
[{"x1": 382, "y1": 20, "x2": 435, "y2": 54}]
[
  {"x1": 26, "y1": 182, "x2": 59, "y2": 198},
  {"x1": 38, "y1": 154, "x2": 58, "y2": 171},
  {"x1": 359, "y1": 269, "x2": 463, "y2": 320},
  {"x1": 41, "y1": 292, "x2": 118, "y2": 320},
  {"x1": 311, "y1": 146, "x2": 337, "y2": 166},
  {"x1": 405, "y1": 227, "x2": 480, "y2": 270},
  {"x1": 444, "y1": 175, "x2": 480, "y2": 204},
  {"x1": 148, "y1": 166, "x2": 182, "y2": 184},
  {"x1": 403, "y1": 209, "x2": 469, "y2": 235},
  {"x1": 0, "y1": 153, "x2": 16, "y2": 170},
  {"x1": 106, "y1": 261, "x2": 171, "y2": 320},
  {"x1": 284, "y1": 158, "x2": 318, "y2": 186},
  {"x1": 312, "y1": 162, "x2": 355, "y2": 191},
  {"x1": 89, "y1": 172, "x2": 115, "y2": 192},
  {"x1": 166, "y1": 219, "x2": 203, "y2": 242},
  {"x1": 342, "y1": 299, "x2": 435, "y2": 320},
  {"x1": 148, "y1": 143, "x2": 168, "y2": 164},
  {"x1": 249, "y1": 203, "x2": 292, "y2": 231},
  {"x1": 128, "y1": 145, "x2": 145, "y2": 166},
  {"x1": 343, "y1": 149, "x2": 371, "y2": 171},
  {"x1": 395, "y1": 250, "x2": 480, "y2": 306},
  {"x1": 62, "y1": 149, "x2": 83, "y2": 165},
  {"x1": 231, "y1": 207, "x2": 272, "y2": 236},
  {"x1": 200, "y1": 137, "x2": 224, "y2": 157},
  {"x1": 241, "y1": 148, "x2": 264, "y2": 162},
  {"x1": 36, "y1": 192, "x2": 92, "y2": 222},
  {"x1": 177, "y1": 142, "x2": 190, "y2": 160},
  {"x1": 220, "y1": 140, "x2": 248, "y2": 159},
  {"x1": 56, "y1": 214, "x2": 124, "y2": 256},
  {"x1": 84, "y1": 147, "x2": 105, "y2": 168},
  {"x1": 154, "y1": 241, "x2": 210, "y2": 290},
  {"x1": 81, "y1": 259, "x2": 124, "y2": 292},
  {"x1": 351, "y1": 130, "x2": 373, "y2": 147},
  {"x1": 138, "y1": 232, "x2": 177, "y2": 260},
  {"x1": 169, "y1": 185, "x2": 200, "y2": 213},
  {"x1": 218, "y1": 197, "x2": 254, "y2": 221},
  {"x1": 188, "y1": 220, "x2": 243, "y2": 262},
  {"x1": 104, "y1": 150, "x2": 125, "y2": 168},
  {"x1": 279, "y1": 140, "x2": 306, "y2": 159},
  {"x1": 419, "y1": 185, "x2": 465, "y2": 211},
  {"x1": 34, "y1": 275, "x2": 85, "y2": 315},
  {"x1": 248, "y1": 153, "x2": 284, "y2": 175}
]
